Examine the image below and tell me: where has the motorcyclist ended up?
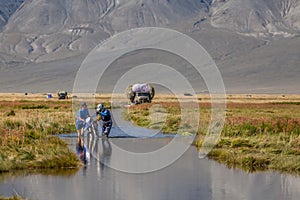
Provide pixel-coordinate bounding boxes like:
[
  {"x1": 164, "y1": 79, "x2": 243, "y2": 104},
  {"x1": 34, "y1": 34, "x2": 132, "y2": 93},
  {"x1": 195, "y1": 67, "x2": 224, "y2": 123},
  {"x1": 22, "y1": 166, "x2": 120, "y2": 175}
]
[{"x1": 96, "y1": 104, "x2": 112, "y2": 137}]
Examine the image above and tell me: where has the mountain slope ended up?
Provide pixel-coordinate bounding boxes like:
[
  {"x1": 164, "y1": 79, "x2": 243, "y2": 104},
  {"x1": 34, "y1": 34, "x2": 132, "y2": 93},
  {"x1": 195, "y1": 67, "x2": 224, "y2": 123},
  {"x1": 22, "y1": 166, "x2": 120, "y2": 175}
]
[
  {"x1": 0, "y1": 0, "x2": 25, "y2": 30},
  {"x1": 0, "y1": 0, "x2": 299, "y2": 63},
  {"x1": 108, "y1": 0, "x2": 208, "y2": 31},
  {"x1": 0, "y1": 0, "x2": 299, "y2": 93},
  {"x1": 211, "y1": 0, "x2": 300, "y2": 37},
  {"x1": 0, "y1": 0, "x2": 209, "y2": 62}
]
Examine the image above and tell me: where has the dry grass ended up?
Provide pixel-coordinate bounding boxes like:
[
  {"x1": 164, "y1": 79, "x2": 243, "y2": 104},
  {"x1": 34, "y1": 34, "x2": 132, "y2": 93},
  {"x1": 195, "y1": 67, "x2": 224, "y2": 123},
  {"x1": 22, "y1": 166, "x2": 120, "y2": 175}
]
[
  {"x1": 124, "y1": 98, "x2": 300, "y2": 175},
  {"x1": 0, "y1": 197, "x2": 27, "y2": 200},
  {"x1": 1, "y1": 93, "x2": 300, "y2": 103},
  {"x1": 0, "y1": 99, "x2": 80, "y2": 172},
  {"x1": 0, "y1": 93, "x2": 118, "y2": 173},
  {"x1": 1, "y1": 93, "x2": 300, "y2": 175}
]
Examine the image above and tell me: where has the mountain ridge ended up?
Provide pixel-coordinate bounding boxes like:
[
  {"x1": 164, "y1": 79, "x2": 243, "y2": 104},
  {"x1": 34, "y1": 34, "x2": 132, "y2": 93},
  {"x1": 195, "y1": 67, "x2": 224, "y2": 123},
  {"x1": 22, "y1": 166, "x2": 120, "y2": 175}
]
[
  {"x1": 0, "y1": 0, "x2": 299, "y2": 93},
  {"x1": 0, "y1": 0, "x2": 299, "y2": 63},
  {"x1": 0, "y1": 0, "x2": 25, "y2": 31}
]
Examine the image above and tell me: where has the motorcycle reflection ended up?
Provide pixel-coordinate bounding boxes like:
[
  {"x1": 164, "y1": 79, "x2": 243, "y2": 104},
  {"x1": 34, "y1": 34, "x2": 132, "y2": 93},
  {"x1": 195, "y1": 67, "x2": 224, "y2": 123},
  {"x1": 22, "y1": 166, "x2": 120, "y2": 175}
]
[
  {"x1": 87, "y1": 132, "x2": 112, "y2": 178},
  {"x1": 100, "y1": 136, "x2": 112, "y2": 170}
]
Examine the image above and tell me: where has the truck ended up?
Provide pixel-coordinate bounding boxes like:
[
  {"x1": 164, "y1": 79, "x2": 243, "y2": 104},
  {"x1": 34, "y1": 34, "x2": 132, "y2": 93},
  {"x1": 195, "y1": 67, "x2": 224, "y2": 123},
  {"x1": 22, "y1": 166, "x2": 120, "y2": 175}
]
[
  {"x1": 125, "y1": 83, "x2": 155, "y2": 104},
  {"x1": 57, "y1": 90, "x2": 68, "y2": 100}
]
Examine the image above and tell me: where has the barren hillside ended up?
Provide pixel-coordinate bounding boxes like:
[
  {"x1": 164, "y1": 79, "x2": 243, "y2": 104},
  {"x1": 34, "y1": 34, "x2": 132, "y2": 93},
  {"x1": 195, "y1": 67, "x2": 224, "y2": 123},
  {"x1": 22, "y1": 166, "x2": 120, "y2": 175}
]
[{"x1": 0, "y1": 0, "x2": 299, "y2": 93}]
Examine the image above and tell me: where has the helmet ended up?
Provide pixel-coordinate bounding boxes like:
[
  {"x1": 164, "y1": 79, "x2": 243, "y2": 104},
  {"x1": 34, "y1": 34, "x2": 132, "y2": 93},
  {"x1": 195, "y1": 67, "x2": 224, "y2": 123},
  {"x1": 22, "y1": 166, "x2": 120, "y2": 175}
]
[{"x1": 96, "y1": 103, "x2": 104, "y2": 112}]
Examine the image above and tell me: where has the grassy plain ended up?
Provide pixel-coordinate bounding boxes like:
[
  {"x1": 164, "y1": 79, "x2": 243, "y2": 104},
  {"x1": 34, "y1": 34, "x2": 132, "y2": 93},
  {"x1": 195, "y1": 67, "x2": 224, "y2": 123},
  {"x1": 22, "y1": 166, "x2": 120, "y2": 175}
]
[
  {"x1": 0, "y1": 93, "x2": 299, "y2": 176},
  {"x1": 124, "y1": 94, "x2": 300, "y2": 174}
]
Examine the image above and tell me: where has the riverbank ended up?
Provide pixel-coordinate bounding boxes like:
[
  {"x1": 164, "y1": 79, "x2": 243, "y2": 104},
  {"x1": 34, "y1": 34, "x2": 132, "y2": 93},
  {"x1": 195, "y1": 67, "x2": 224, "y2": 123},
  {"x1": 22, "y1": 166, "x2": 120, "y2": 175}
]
[
  {"x1": 0, "y1": 98, "x2": 79, "y2": 172},
  {"x1": 0, "y1": 93, "x2": 118, "y2": 173},
  {"x1": 124, "y1": 95, "x2": 300, "y2": 175}
]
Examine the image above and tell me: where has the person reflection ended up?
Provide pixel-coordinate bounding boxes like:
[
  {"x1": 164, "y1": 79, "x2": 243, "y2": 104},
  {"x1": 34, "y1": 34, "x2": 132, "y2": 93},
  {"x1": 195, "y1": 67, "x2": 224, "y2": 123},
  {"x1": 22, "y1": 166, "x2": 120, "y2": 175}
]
[
  {"x1": 99, "y1": 136, "x2": 112, "y2": 176},
  {"x1": 76, "y1": 137, "x2": 88, "y2": 165},
  {"x1": 97, "y1": 137, "x2": 112, "y2": 178},
  {"x1": 87, "y1": 133, "x2": 112, "y2": 178}
]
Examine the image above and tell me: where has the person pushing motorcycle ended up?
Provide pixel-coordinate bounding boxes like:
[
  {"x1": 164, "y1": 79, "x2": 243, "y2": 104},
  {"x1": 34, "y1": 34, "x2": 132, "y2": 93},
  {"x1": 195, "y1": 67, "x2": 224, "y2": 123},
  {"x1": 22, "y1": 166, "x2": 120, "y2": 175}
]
[
  {"x1": 96, "y1": 104, "x2": 112, "y2": 137},
  {"x1": 76, "y1": 102, "x2": 90, "y2": 137}
]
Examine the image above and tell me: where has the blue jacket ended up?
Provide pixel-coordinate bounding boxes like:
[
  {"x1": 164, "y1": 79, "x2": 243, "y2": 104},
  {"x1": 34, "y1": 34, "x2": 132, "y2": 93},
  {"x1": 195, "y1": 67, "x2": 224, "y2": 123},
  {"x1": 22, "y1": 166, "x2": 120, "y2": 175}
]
[{"x1": 97, "y1": 109, "x2": 111, "y2": 122}]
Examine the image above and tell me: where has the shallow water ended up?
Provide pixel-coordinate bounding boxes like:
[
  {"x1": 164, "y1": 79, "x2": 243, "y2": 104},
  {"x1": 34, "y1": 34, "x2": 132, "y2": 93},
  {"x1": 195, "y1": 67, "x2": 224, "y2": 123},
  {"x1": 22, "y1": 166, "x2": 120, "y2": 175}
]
[
  {"x1": 1, "y1": 135, "x2": 300, "y2": 200},
  {"x1": 1, "y1": 113, "x2": 300, "y2": 200}
]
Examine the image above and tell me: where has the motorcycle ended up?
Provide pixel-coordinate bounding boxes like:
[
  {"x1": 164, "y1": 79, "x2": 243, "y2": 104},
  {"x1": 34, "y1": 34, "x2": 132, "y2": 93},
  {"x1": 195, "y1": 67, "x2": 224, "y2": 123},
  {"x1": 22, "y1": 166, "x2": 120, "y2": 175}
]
[
  {"x1": 85, "y1": 116, "x2": 111, "y2": 137},
  {"x1": 84, "y1": 117, "x2": 100, "y2": 137}
]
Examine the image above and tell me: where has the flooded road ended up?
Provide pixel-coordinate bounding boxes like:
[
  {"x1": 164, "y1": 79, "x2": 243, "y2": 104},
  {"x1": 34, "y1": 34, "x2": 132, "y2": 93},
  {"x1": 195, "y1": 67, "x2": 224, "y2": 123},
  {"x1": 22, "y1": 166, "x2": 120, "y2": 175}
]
[{"x1": 1, "y1": 113, "x2": 300, "y2": 200}]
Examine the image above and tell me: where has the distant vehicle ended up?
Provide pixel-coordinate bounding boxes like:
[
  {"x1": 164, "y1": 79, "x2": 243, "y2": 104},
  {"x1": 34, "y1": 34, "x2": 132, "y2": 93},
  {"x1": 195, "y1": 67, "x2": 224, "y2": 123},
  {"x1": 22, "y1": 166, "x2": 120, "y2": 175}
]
[
  {"x1": 184, "y1": 93, "x2": 193, "y2": 96},
  {"x1": 136, "y1": 92, "x2": 151, "y2": 103},
  {"x1": 125, "y1": 83, "x2": 155, "y2": 104},
  {"x1": 57, "y1": 90, "x2": 68, "y2": 99}
]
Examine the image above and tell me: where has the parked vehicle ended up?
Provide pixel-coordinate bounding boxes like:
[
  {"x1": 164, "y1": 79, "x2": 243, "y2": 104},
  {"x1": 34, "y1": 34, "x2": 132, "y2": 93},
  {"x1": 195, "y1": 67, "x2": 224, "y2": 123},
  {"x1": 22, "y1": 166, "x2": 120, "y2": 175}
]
[
  {"x1": 57, "y1": 90, "x2": 68, "y2": 99},
  {"x1": 125, "y1": 83, "x2": 155, "y2": 104},
  {"x1": 136, "y1": 92, "x2": 151, "y2": 103}
]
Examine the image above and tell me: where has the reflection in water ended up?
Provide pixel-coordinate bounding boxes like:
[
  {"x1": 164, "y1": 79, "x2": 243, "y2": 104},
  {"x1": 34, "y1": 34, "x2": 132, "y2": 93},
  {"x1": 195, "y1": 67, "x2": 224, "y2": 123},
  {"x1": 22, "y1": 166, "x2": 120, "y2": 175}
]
[
  {"x1": 0, "y1": 137, "x2": 300, "y2": 200},
  {"x1": 100, "y1": 136, "x2": 112, "y2": 172},
  {"x1": 87, "y1": 133, "x2": 112, "y2": 179},
  {"x1": 76, "y1": 137, "x2": 88, "y2": 165},
  {"x1": 209, "y1": 161, "x2": 300, "y2": 200}
]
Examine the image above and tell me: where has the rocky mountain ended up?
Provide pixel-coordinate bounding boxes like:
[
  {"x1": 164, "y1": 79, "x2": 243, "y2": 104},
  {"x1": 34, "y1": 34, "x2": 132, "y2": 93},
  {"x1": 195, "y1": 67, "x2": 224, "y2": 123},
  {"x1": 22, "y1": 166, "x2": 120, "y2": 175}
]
[
  {"x1": 210, "y1": 0, "x2": 300, "y2": 37},
  {"x1": 0, "y1": 0, "x2": 25, "y2": 30},
  {"x1": 0, "y1": 0, "x2": 299, "y2": 63},
  {"x1": 0, "y1": 0, "x2": 209, "y2": 63},
  {"x1": 0, "y1": 0, "x2": 299, "y2": 93}
]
